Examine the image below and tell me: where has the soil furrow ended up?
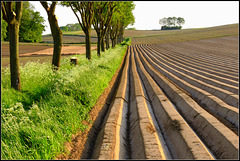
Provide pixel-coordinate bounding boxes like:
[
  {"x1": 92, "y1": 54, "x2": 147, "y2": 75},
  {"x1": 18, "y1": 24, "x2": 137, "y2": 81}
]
[
  {"x1": 133, "y1": 45, "x2": 214, "y2": 159},
  {"x1": 138, "y1": 45, "x2": 239, "y2": 108},
  {"x1": 174, "y1": 41, "x2": 239, "y2": 64},
  {"x1": 78, "y1": 36, "x2": 238, "y2": 160},
  {"x1": 129, "y1": 46, "x2": 167, "y2": 159},
  {"x1": 141, "y1": 45, "x2": 238, "y2": 94},
  {"x1": 151, "y1": 45, "x2": 239, "y2": 78},
  {"x1": 137, "y1": 45, "x2": 239, "y2": 129},
  {"x1": 142, "y1": 44, "x2": 239, "y2": 89},
  {"x1": 136, "y1": 45, "x2": 239, "y2": 159},
  {"x1": 156, "y1": 43, "x2": 239, "y2": 70}
]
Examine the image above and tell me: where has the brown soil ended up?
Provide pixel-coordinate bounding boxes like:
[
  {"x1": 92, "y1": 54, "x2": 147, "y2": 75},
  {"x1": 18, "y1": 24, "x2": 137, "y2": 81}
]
[
  {"x1": 54, "y1": 36, "x2": 238, "y2": 160},
  {"x1": 1, "y1": 44, "x2": 97, "y2": 68},
  {"x1": 1, "y1": 44, "x2": 97, "y2": 57}
]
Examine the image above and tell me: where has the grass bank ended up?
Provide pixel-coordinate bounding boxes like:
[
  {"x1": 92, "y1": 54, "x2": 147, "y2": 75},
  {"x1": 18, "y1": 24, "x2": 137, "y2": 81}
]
[{"x1": 1, "y1": 39, "x2": 129, "y2": 159}]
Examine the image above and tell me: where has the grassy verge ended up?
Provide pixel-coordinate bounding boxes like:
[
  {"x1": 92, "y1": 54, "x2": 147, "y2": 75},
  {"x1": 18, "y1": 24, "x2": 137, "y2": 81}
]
[{"x1": 1, "y1": 39, "x2": 129, "y2": 159}]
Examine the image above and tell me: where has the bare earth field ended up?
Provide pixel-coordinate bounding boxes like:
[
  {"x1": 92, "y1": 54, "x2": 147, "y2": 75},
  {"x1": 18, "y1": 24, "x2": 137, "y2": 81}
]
[
  {"x1": 1, "y1": 44, "x2": 97, "y2": 68},
  {"x1": 41, "y1": 35, "x2": 98, "y2": 44},
  {"x1": 72, "y1": 35, "x2": 238, "y2": 159},
  {"x1": 56, "y1": 25, "x2": 238, "y2": 159},
  {"x1": 1, "y1": 24, "x2": 239, "y2": 159}
]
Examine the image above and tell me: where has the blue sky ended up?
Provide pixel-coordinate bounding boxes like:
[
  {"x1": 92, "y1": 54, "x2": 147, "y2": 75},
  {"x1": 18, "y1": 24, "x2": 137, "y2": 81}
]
[{"x1": 30, "y1": 1, "x2": 239, "y2": 35}]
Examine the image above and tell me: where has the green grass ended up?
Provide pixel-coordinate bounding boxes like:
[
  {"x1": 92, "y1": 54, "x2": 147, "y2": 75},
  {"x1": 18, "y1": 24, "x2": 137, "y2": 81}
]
[{"x1": 1, "y1": 39, "x2": 129, "y2": 159}]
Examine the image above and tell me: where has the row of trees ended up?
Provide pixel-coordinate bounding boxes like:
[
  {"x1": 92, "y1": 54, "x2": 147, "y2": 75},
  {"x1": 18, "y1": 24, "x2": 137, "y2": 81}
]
[
  {"x1": 61, "y1": 1, "x2": 135, "y2": 59},
  {"x1": 159, "y1": 17, "x2": 185, "y2": 30},
  {"x1": 1, "y1": 1, "x2": 135, "y2": 91}
]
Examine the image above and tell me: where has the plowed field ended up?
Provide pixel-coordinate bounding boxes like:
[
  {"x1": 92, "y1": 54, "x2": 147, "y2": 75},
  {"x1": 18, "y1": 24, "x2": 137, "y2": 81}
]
[{"x1": 73, "y1": 33, "x2": 238, "y2": 159}]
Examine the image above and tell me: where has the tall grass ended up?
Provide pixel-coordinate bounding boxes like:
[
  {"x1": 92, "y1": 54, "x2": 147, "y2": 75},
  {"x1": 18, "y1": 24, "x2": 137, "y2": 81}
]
[{"x1": 1, "y1": 40, "x2": 129, "y2": 159}]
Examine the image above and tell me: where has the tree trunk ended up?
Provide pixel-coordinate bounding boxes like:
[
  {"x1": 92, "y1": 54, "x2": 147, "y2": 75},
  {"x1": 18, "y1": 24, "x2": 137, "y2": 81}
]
[
  {"x1": 97, "y1": 32, "x2": 101, "y2": 57},
  {"x1": 85, "y1": 29, "x2": 91, "y2": 60},
  {"x1": 111, "y1": 38, "x2": 117, "y2": 48},
  {"x1": 49, "y1": 14, "x2": 62, "y2": 70},
  {"x1": 9, "y1": 22, "x2": 21, "y2": 91},
  {"x1": 114, "y1": 38, "x2": 117, "y2": 47},
  {"x1": 111, "y1": 38, "x2": 114, "y2": 48},
  {"x1": 105, "y1": 30, "x2": 110, "y2": 50},
  {"x1": 101, "y1": 37, "x2": 105, "y2": 52},
  {"x1": 117, "y1": 36, "x2": 120, "y2": 44}
]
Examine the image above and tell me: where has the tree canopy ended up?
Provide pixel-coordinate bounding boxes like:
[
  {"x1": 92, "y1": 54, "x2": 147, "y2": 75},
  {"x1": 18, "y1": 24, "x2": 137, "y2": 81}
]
[
  {"x1": 1, "y1": 13, "x2": 8, "y2": 40},
  {"x1": 60, "y1": 1, "x2": 135, "y2": 58},
  {"x1": 109, "y1": 1, "x2": 135, "y2": 47},
  {"x1": 159, "y1": 17, "x2": 185, "y2": 30},
  {"x1": 2, "y1": 2, "x2": 45, "y2": 42},
  {"x1": 60, "y1": 23, "x2": 82, "y2": 32}
]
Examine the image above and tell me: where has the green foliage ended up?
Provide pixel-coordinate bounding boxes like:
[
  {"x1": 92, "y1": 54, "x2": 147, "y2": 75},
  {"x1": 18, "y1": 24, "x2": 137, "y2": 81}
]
[
  {"x1": 161, "y1": 25, "x2": 182, "y2": 30},
  {"x1": 111, "y1": 1, "x2": 135, "y2": 28},
  {"x1": 1, "y1": 39, "x2": 130, "y2": 159},
  {"x1": 120, "y1": 1, "x2": 135, "y2": 27},
  {"x1": 127, "y1": 27, "x2": 136, "y2": 30},
  {"x1": 4, "y1": 2, "x2": 45, "y2": 42},
  {"x1": 120, "y1": 37, "x2": 131, "y2": 46},
  {"x1": 1, "y1": 14, "x2": 8, "y2": 41},
  {"x1": 159, "y1": 17, "x2": 185, "y2": 30},
  {"x1": 65, "y1": 23, "x2": 82, "y2": 31},
  {"x1": 109, "y1": 1, "x2": 135, "y2": 43},
  {"x1": 60, "y1": 26, "x2": 68, "y2": 32}
]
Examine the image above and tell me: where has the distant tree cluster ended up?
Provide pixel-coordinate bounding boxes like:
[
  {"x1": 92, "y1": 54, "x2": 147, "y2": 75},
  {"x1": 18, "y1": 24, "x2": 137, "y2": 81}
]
[
  {"x1": 2, "y1": 2, "x2": 45, "y2": 42},
  {"x1": 60, "y1": 23, "x2": 82, "y2": 32},
  {"x1": 159, "y1": 17, "x2": 185, "y2": 30},
  {"x1": 127, "y1": 27, "x2": 136, "y2": 30}
]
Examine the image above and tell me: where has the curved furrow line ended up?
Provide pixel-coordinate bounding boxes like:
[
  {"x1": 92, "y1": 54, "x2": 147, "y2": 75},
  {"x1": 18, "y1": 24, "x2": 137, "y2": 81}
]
[
  {"x1": 138, "y1": 45, "x2": 239, "y2": 108},
  {"x1": 199, "y1": 37, "x2": 239, "y2": 50},
  {"x1": 170, "y1": 42, "x2": 239, "y2": 65},
  {"x1": 151, "y1": 44, "x2": 239, "y2": 77},
  {"x1": 80, "y1": 35, "x2": 238, "y2": 160},
  {"x1": 183, "y1": 40, "x2": 239, "y2": 55},
  {"x1": 152, "y1": 43, "x2": 239, "y2": 75},
  {"x1": 140, "y1": 45, "x2": 238, "y2": 94},
  {"x1": 136, "y1": 45, "x2": 239, "y2": 129},
  {"x1": 90, "y1": 47, "x2": 131, "y2": 159},
  {"x1": 157, "y1": 43, "x2": 239, "y2": 69},
  {"x1": 135, "y1": 44, "x2": 239, "y2": 159},
  {"x1": 132, "y1": 45, "x2": 215, "y2": 159},
  {"x1": 129, "y1": 46, "x2": 167, "y2": 159},
  {"x1": 178, "y1": 41, "x2": 239, "y2": 60},
  {"x1": 192, "y1": 39, "x2": 239, "y2": 51},
  {"x1": 143, "y1": 44, "x2": 238, "y2": 87},
  {"x1": 150, "y1": 44, "x2": 239, "y2": 80}
]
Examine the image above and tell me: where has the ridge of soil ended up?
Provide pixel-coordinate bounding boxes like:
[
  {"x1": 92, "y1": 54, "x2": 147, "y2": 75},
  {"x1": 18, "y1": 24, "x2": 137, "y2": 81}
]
[{"x1": 55, "y1": 51, "x2": 127, "y2": 160}]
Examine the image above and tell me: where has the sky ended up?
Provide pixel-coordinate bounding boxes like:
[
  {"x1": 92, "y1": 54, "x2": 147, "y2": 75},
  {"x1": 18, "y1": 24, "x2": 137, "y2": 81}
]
[{"x1": 30, "y1": 1, "x2": 239, "y2": 35}]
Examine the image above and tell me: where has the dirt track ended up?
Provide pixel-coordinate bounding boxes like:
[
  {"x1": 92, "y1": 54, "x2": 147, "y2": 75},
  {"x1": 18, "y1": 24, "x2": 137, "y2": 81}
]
[{"x1": 74, "y1": 36, "x2": 238, "y2": 159}]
